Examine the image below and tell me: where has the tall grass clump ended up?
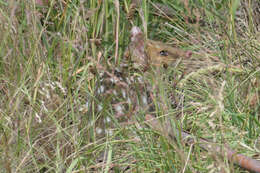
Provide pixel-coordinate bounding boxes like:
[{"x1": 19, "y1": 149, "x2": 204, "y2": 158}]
[{"x1": 0, "y1": 0, "x2": 259, "y2": 172}]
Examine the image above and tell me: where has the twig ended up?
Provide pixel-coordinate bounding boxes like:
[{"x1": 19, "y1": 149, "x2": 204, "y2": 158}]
[
  {"x1": 145, "y1": 114, "x2": 260, "y2": 173},
  {"x1": 114, "y1": 0, "x2": 120, "y2": 64}
]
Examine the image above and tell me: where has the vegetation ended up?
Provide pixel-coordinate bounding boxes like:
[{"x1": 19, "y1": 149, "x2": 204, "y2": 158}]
[{"x1": 0, "y1": 0, "x2": 259, "y2": 172}]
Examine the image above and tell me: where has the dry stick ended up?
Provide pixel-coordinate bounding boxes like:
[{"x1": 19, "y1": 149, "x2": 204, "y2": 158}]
[
  {"x1": 114, "y1": 0, "x2": 120, "y2": 64},
  {"x1": 145, "y1": 114, "x2": 260, "y2": 173}
]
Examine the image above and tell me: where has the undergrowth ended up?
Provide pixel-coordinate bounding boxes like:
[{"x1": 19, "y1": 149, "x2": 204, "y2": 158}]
[{"x1": 0, "y1": 0, "x2": 259, "y2": 172}]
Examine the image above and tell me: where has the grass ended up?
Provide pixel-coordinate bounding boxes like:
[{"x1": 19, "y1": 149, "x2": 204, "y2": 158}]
[{"x1": 0, "y1": 0, "x2": 259, "y2": 172}]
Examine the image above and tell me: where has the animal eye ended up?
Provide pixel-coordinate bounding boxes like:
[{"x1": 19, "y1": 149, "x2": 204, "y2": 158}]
[{"x1": 159, "y1": 50, "x2": 168, "y2": 56}]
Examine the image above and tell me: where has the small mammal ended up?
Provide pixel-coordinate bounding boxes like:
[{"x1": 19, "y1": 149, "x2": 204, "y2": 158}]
[{"x1": 124, "y1": 26, "x2": 192, "y2": 71}]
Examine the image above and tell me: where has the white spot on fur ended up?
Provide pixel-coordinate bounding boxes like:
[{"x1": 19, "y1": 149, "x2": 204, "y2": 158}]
[
  {"x1": 105, "y1": 129, "x2": 113, "y2": 136},
  {"x1": 127, "y1": 97, "x2": 131, "y2": 104},
  {"x1": 41, "y1": 87, "x2": 50, "y2": 99},
  {"x1": 137, "y1": 76, "x2": 144, "y2": 83},
  {"x1": 109, "y1": 77, "x2": 119, "y2": 84},
  {"x1": 142, "y1": 95, "x2": 148, "y2": 105},
  {"x1": 115, "y1": 104, "x2": 123, "y2": 114},
  {"x1": 104, "y1": 116, "x2": 111, "y2": 123},
  {"x1": 96, "y1": 127, "x2": 103, "y2": 134},
  {"x1": 98, "y1": 104, "x2": 103, "y2": 111},
  {"x1": 121, "y1": 89, "x2": 126, "y2": 98},
  {"x1": 126, "y1": 77, "x2": 131, "y2": 84},
  {"x1": 113, "y1": 89, "x2": 118, "y2": 96},
  {"x1": 98, "y1": 85, "x2": 105, "y2": 94}
]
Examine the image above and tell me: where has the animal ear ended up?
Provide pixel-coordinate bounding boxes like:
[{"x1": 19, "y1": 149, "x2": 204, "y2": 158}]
[{"x1": 131, "y1": 26, "x2": 143, "y2": 37}]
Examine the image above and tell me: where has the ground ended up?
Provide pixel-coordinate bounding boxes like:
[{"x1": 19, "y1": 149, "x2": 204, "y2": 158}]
[{"x1": 0, "y1": 0, "x2": 259, "y2": 172}]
